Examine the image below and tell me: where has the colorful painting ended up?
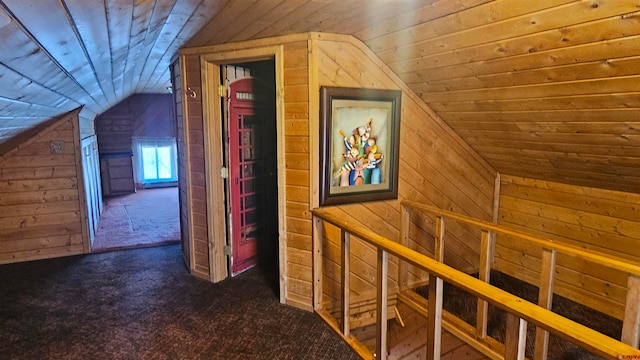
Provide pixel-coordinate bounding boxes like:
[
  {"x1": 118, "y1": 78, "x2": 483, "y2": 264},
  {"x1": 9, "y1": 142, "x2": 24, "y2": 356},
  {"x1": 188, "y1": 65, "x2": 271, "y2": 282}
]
[{"x1": 320, "y1": 87, "x2": 401, "y2": 206}]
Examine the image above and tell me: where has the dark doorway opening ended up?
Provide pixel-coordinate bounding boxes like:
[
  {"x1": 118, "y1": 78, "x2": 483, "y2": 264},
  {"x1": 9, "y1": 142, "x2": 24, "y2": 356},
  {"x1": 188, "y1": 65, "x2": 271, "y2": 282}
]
[{"x1": 222, "y1": 59, "x2": 279, "y2": 288}]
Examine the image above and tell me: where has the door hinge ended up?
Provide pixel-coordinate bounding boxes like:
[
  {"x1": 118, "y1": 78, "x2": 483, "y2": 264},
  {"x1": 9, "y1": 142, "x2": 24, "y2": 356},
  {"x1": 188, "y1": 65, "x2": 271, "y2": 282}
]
[
  {"x1": 220, "y1": 167, "x2": 229, "y2": 179},
  {"x1": 218, "y1": 84, "x2": 226, "y2": 97},
  {"x1": 224, "y1": 245, "x2": 231, "y2": 256}
]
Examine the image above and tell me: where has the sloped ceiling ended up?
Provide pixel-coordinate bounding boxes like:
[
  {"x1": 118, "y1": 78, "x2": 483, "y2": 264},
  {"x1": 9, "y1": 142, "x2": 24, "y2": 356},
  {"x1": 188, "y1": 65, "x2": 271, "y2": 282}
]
[{"x1": 0, "y1": 0, "x2": 639, "y2": 194}]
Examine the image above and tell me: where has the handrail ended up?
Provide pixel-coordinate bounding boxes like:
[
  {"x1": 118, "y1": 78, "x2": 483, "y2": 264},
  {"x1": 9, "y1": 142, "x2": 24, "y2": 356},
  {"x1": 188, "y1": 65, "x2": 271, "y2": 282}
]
[
  {"x1": 401, "y1": 200, "x2": 640, "y2": 276},
  {"x1": 312, "y1": 207, "x2": 640, "y2": 360},
  {"x1": 402, "y1": 199, "x2": 640, "y2": 352}
]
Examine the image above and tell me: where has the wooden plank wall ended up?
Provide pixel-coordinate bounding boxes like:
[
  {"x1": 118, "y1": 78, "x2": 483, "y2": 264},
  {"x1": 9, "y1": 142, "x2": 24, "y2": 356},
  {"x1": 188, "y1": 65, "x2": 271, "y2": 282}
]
[
  {"x1": 95, "y1": 100, "x2": 133, "y2": 154},
  {"x1": 314, "y1": 34, "x2": 497, "y2": 311},
  {"x1": 177, "y1": 36, "x2": 316, "y2": 301},
  {"x1": 0, "y1": 109, "x2": 88, "y2": 264},
  {"x1": 282, "y1": 39, "x2": 315, "y2": 309},
  {"x1": 95, "y1": 98, "x2": 134, "y2": 196},
  {"x1": 495, "y1": 174, "x2": 640, "y2": 320},
  {"x1": 130, "y1": 94, "x2": 175, "y2": 138},
  {"x1": 171, "y1": 57, "x2": 192, "y2": 272},
  {"x1": 99, "y1": 156, "x2": 135, "y2": 196},
  {"x1": 180, "y1": 54, "x2": 210, "y2": 279},
  {"x1": 95, "y1": 94, "x2": 174, "y2": 143},
  {"x1": 95, "y1": 94, "x2": 174, "y2": 195},
  {"x1": 177, "y1": 33, "x2": 496, "y2": 310}
]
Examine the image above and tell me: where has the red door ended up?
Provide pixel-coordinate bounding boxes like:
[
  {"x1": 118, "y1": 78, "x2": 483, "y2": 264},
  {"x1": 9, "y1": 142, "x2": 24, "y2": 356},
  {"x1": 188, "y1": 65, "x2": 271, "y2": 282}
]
[{"x1": 229, "y1": 78, "x2": 263, "y2": 275}]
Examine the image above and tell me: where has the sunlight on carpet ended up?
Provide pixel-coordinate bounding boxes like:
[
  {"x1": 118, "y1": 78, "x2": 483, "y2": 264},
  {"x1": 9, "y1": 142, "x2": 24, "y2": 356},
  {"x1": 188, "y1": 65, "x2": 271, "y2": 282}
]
[{"x1": 92, "y1": 187, "x2": 180, "y2": 251}]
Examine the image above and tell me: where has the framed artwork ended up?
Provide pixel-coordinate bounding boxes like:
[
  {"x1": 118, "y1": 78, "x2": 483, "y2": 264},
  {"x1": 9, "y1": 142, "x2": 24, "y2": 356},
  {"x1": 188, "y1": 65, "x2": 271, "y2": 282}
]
[{"x1": 319, "y1": 86, "x2": 401, "y2": 206}]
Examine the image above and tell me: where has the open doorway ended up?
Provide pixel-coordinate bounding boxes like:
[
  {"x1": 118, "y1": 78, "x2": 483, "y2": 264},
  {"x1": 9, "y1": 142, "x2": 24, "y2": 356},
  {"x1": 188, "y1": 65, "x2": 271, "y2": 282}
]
[
  {"x1": 91, "y1": 187, "x2": 180, "y2": 252},
  {"x1": 198, "y1": 46, "x2": 286, "y2": 300},
  {"x1": 222, "y1": 61, "x2": 279, "y2": 280},
  {"x1": 92, "y1": 94, "x2": 181, "y2": 252}
]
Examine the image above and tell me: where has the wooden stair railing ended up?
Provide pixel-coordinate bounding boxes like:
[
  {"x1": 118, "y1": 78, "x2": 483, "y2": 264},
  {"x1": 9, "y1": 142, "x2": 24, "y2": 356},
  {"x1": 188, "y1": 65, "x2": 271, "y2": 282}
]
[
  {"x1": 401, "y1": 200, "x2": 640, "y2": 359},
  {"x1": 312, "y1": 207, "x2": 640, "y2": 360},
  {"x1": 394, "y1": 289, "x2": 506, "y2": 359}
]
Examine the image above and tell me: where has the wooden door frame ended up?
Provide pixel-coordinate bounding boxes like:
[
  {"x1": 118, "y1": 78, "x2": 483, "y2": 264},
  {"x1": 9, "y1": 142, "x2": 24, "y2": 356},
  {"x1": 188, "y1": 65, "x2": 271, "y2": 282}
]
[{"x1": 200, "y1": 46, "x2": 287, "y2": 302}]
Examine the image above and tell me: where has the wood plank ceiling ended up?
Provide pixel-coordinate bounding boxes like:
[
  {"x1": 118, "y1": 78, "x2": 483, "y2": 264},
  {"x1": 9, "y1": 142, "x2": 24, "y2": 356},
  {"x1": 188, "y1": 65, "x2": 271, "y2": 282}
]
[{"x1": 0, "y1": 0, "x2": 639, "y2": 194}]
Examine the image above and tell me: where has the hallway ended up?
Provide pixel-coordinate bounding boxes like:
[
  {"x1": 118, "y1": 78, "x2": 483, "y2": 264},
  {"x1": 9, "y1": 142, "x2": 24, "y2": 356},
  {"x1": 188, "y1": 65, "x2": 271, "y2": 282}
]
[
  {"x1": 92, "y1": 187, "x2": 180, "y2": 251},
  {"x1": 0, "y1": 244, "x2": 358, "y2": 359}
]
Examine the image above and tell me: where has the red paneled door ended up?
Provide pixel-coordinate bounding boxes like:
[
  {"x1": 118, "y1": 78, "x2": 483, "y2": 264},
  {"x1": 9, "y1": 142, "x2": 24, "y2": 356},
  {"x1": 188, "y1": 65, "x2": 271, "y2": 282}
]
[{"x1": 228, "y1": 78, "x2": 264, "y2": 275}]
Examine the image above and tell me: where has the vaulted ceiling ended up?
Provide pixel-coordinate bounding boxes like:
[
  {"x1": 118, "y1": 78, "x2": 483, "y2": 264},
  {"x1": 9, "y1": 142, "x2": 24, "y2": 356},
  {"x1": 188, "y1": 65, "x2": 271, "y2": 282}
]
[{"x1": 1, "y1": 0, "x2": 639, "y2": 194}]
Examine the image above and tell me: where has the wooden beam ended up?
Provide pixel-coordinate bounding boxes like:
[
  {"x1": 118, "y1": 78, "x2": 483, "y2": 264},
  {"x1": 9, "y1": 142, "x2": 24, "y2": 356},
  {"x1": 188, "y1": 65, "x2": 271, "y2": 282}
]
[
  {"x1": 476, "y1": 230, "x2": 493, "y2": 338},
  {"x1": 69, "y1": 110, "x2": 90, "y2": 254},
  {"x1": 341, "y1": 230, "x2": 350, "y2": 337},
  {"x1": 399, "y1": 205, "x2": 410, "y2": 291},
  {"x1": 313, "y1": 215, "x2": 323, "y2": 312},
  {"x1": 200, "y1": 58, "x2": 227, "y2": 283},
  {"x1": 307, "y1": 35, "x2": 319, "y2": 211}
]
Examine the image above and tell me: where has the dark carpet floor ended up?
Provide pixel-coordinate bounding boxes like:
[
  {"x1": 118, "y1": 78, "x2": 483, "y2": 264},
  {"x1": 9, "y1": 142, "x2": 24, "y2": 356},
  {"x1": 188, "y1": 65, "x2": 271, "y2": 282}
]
[{"x1": 0, "y1": 244, "x2": 360, "y2": 360}]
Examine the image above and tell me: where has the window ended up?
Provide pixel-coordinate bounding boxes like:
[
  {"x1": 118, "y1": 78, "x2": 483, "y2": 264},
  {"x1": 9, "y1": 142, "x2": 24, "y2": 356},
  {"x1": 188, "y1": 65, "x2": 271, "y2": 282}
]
[
  {"x1": 132, "y1": 138, "x2": 177, "y2": 186},
  {"x1": 142, "y1": 145, "x2": 172, "y2": 181}
]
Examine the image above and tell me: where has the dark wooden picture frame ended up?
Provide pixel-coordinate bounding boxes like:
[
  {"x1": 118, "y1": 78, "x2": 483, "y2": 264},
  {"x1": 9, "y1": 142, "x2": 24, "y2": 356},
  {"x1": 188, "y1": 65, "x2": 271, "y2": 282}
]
[{"x1": 319, "y1": 86, "x2": 401, "y2": 206}]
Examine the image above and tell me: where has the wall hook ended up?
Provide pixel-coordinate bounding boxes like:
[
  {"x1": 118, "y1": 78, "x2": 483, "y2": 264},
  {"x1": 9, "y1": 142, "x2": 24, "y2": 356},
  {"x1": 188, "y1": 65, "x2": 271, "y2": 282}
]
[{"x1": 186, "y1": 87, "x2": 197, "y2": 99}]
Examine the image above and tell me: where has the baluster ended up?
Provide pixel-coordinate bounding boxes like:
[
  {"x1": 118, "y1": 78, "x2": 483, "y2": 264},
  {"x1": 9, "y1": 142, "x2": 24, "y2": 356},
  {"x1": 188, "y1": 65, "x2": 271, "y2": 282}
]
[
  {"x1": 376, "y1": 249, "x2": 389, "y2": 360},
  {"x1": 505, "y1": 313, "x2": 527, "y2": 360},
  {"x1": 341, "y1": 230, "x2": 350, "y2": 337},
  {"x1": 476, "y1": 230, "x2": 493, "y2": 338},
  {"x1": 429, "y1": 216, "x2": 445, "y2": 359},
  {"x1": 426, "y1": 273, "x2": 443, "y2": 360},
  {"x1": 399, "y1": 205, "x2": 410, "y2": 290},
  {"x1": 434, "y1": 216, "x2": 445, "y2": 262},
  {"x1": 622, "y1": 273, "x2": 640, "y2": 348},
  {"x1": 534, "y1": 248, "x2": 557, "y2": 360}
]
